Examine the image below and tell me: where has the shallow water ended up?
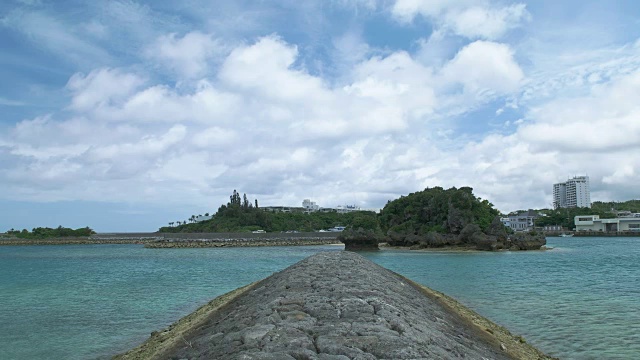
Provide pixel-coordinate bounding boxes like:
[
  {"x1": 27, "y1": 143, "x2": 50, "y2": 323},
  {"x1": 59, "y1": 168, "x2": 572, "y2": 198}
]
[{"x1": 0, "y1": 238, "x2": 638, "y2": 359}]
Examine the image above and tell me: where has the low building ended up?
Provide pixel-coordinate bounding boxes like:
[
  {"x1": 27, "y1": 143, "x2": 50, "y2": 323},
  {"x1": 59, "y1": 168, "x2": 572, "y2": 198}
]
[
  {"x1": 335, "y1": 205, "x2": 361, "y2": 213},
  {"x1": 575, "y1": 215, "x2": 640, "y2": 232},
  {"x1": 262, "y1": 206, "x2": 307, "y2": 213},
  {"x1": 501, "y1": 210, "x2": 538, "y2": 232}
]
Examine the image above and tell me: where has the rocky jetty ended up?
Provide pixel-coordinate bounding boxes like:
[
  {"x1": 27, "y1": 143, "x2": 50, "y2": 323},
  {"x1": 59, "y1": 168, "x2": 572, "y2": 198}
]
[{"x1": 118, "y1": 252, "x2": 554, "y2": 360}]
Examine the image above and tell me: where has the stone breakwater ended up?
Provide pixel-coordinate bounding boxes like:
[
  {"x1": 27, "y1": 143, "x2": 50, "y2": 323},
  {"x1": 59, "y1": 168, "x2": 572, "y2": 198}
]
[
  {"x1": 144, "y1": 232, "x2": 340, "y2": 248},
  {"x1": 0, "y1": 232, "x2": 340, "y2": 247},
  {"x1": 145, "y1": 238, "x2": 340, "y2": 248},
  {"x1": 117, "y1": 252, "x2": 554, "y2": 360},
  {"x1": 0, "y1": 237, "x2": 152, "y2": 246}
]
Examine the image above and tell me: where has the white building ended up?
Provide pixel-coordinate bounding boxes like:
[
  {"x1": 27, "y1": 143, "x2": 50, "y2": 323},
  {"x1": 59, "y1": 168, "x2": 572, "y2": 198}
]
[
  {"x1": 335, "y1": 205, "x2": 361, "y2": 213},
  {"x1": 501, "y1": 210, "x2": 538, "y2": 232},
  {"x1": 302, "y1": 199, "x2": 320, "y2": 212},
  {"x1": 575, "y1": 215, "x2": 640, "y2": 232},
  {"x1": 553, "y1": 176, "x2": 591, "y2": 209}
]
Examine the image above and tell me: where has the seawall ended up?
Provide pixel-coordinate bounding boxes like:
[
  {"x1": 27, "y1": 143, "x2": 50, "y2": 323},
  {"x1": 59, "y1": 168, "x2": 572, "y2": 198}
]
[{"x1": 116, "y1": 251, "x2": 555, "y2": 360}]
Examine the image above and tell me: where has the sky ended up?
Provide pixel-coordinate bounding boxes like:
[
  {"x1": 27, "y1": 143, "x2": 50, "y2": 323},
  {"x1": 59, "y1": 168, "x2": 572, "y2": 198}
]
[{"x1": 1, "y1": 0, "x2": 640, "y2": 232}]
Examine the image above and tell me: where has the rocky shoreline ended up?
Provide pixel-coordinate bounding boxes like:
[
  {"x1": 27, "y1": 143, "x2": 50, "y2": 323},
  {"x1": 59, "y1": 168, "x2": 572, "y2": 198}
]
[{"x1": 116, "y1": 251, "x2": 555, "y2": 360}]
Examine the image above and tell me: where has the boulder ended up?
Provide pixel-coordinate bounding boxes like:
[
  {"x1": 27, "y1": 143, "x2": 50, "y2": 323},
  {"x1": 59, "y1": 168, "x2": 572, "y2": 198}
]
[
  {"x1": 458, "y1": 223, "x2": 482, "y2": 244},
  {"x1": 404, "y1": 234, "x2": 423, "y2": 246},
  {"x1": 474, "y1": 233, "x2": 498, "y2": 251},
  {"x1": 338, "y1": 228, "x2": 381, "y2": 251},
  {"x1": 509, "y1": 232, "x2": 546, "y2": 250},
  {"x1": 386, "y1": 230, "x2": 407, "y2": 246},
  {"x1": 487, "y1": 216, "x2": 508, "y2": 242}
]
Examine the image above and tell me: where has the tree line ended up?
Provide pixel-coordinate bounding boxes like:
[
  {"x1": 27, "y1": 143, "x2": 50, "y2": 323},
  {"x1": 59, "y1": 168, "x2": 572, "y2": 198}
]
[
  {"x1": 159, "y1": 190, "x2": 377, "y2": 233},
  {"x1": 6, "y1": 226, "x2": 95, "y2": 239}
]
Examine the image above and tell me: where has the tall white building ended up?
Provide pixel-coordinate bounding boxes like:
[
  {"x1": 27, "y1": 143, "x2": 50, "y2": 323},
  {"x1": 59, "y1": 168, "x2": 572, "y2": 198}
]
[{"x1": 553, "y1": 176, "x2": 591, "y2": 209}]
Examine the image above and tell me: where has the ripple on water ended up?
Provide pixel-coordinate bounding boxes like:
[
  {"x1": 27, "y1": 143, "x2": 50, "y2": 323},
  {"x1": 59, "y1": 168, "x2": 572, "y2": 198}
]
[{"x1": 1, "y1": 239, "x2": 639, "y2": 360}]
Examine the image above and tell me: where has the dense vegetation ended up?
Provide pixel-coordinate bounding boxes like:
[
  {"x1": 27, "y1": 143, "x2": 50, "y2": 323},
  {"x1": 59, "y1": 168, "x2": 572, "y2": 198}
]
[
  {"x1": 592, "y1": 200, "x2": 640, "y2": 213},
  {"x1": 5, "y1": 226, "x2": 95, "y2": 239},
  {"x1": 159, "y1": 190, "x2": 377, "y2": 233},
  {"x1": 374, "y1": 186, "x2": 544, "y2": 251},
  {"x1": 379, "y1": 186, "x2": 499, "y2": 236}
]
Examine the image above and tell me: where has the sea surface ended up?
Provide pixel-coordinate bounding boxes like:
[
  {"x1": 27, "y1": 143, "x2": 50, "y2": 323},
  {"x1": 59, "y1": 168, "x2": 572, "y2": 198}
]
[{"x1": 0, "y1": 237, "x2": 638, "y2": 359}]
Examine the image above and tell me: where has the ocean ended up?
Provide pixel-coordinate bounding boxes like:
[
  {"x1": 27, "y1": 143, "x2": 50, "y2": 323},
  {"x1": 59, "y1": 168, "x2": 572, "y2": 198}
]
[{"x1": 0, "y1": 237, "x2": 638, "y2": 359}]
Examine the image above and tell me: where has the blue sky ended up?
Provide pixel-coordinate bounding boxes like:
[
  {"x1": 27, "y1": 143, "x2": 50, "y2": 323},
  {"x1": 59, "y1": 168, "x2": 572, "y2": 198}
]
[{"x1": 1, "y1": 0, "x2": 640, "y2": 232}]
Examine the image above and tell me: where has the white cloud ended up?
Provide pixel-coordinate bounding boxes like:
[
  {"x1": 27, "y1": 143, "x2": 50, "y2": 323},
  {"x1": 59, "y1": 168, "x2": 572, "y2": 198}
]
[
  {"x1": 444, "y1": 4, "x2": 528, "y2": 40},
  {"x1": 3, "y1": 10, "x2": 640, "y2": 220},
  {"x1": 391, "y1": 0, "x2": 529, "y2": 40},
  {"x1": 219, "y1": 36, "x2": 327, "y2": 102},
  {"x1": 520, "y1": 70, "x2": 640, "y2": 153},
  {"x1": 67, "y1": 68, "x2": 145, "y2": 112},
  {"x1": 442, "y1": 41, "x2": 524, "y2": 96},
  {"x1": 147, "y1": 31, "x2": 225, "y2": 78}
]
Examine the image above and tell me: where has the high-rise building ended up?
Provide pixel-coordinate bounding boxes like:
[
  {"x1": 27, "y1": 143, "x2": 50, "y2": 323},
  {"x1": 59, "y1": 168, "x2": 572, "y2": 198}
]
[{"x1": 553, "y1": 176, "x2": 591, "y2": 209}]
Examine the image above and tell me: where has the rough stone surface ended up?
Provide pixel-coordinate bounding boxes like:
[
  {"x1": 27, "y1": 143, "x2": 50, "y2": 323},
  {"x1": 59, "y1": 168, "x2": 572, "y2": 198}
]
[
  {"x1": 508, "y1": 232, "x2": 547, "y2": 250},
  {"x1": 167, "y1": 251, "x2": 513, "y2": 359},
  {"x1": 338, "y1": 229, "x2": 381, "y2": 251}
]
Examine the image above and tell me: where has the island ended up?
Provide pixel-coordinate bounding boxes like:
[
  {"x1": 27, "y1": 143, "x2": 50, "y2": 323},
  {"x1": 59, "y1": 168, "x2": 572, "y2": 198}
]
[{"x1": 339, "y1": 186, "x2": 546, "y2": 251}]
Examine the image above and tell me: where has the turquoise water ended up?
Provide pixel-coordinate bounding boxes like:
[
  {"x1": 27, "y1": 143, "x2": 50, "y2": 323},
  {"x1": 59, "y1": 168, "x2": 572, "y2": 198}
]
[{"x1": 0, "y1": 238, "x2": 638, "y2": 359}]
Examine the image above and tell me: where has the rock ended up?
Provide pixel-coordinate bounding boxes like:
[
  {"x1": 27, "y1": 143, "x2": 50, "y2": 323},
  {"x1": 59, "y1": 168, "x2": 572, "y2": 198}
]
[
  {"x1": 458, "y1": 224, "x2": 482, "y2": 244},
  {"x1": 404, "y1": 234, "x2": 423, "y2": 246},
  {"x1": 338, "y1": 228, "x2": 381, "y2": 250},
  {"x1": 487, "y1": 216, "x2": 508, "y2": 242},
  {"x1": 475, "y1": 234, "x2": 498, "y2": 251},
  {"x1": 163, "y1": 252, "x2": 517, "y2": 359},
  {"x1": 446, "y1": 205, "x2": 470, "y2": 234},
  {"x1": 385, "y1": 230, "x2": 407, "y2": 246},
  {"x1": 510, "y1": 232, "x2": 547, "y2": 250}
]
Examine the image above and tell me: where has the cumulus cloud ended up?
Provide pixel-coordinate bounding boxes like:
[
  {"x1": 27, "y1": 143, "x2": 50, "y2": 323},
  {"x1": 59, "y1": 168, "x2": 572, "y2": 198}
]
[
  {"x1": 2, "y1": 4, "x2": 640, "y2": 222},
  {"x1": 67, "y1": 68, "x2": 145, "y2": 111},
  {"x1": 391, "y1": 0, "x2": 529, "y2": 40},
  {"x1": 442, "y1": 40, "x2": 524, "y2": 96}
]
